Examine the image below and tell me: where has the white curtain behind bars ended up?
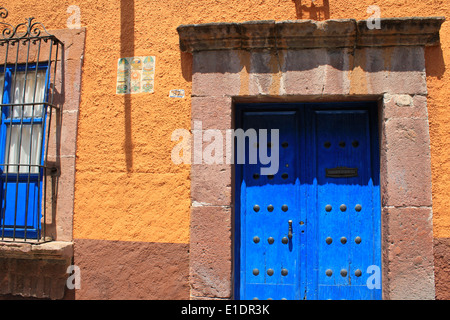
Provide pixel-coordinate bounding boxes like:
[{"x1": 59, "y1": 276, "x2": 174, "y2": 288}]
[{"x1": 1, "y1": 71, "x2": 46, "y2": 174}]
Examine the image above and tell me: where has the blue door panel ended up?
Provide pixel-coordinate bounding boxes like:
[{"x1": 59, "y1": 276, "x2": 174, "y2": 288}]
[
  {"x1": 239, "y1": 111, "x2": 301, "y2": 300},
  {"x1": 236, "y1": 103, "x2": 381, "y2": 300},
  {"x1": 310, "y1": 109, "x2": 381, "y2": 300}
]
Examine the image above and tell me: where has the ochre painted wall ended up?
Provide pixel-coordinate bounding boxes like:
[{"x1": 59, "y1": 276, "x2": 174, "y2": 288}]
[{"x1": 2, "y1": 0, "x2": 449, "y2": 278}]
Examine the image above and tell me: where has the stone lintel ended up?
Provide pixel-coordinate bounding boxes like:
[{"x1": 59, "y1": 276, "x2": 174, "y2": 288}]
[
  {"x1": 177, "y1": 17, "x2": 445, "y2": 52},
  {"x1": 0, "y1": 241, "x2": 73, "y2": 261}
]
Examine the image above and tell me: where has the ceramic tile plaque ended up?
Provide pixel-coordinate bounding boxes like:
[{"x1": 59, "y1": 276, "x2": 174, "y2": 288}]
[{"x1": 116, "y1": 56, "x2": 155, "y2": 94}]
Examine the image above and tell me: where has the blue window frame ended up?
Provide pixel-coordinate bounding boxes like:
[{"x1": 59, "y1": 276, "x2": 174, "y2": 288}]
[{"x1": 0, "y1": 63, "x2": 50, "y2": 240}]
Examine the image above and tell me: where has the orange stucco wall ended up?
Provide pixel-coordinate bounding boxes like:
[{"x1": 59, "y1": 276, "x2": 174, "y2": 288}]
[{"x1": 2, "y1": 0, "x2": 449, "y2": 244}]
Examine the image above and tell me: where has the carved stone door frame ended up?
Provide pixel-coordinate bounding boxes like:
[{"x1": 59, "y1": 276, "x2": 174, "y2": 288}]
[{"x1": 177, "y1": 17, "x2": 445, "y2": 300}]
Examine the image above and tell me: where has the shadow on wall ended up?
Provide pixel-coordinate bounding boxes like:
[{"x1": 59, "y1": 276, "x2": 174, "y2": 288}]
[
  {"x1": 181, "y1": 52, "x2": 192, "y2": 82},
  {"x1": 425, "y1": 45, "x2": 446, "y2": 79},
  {"x1": 292, "y1": 0, "x2": 330, "y2": 20},
  {"x1": 121, "y1": 0, "x2": 134, "y2": 172}
]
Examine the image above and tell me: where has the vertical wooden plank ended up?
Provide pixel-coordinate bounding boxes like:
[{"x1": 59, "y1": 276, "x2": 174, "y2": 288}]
[
  {"x1": 237, "y1": 106, "x2": 301, "y2": 300},
  {"x1": 310, "y1": 104, "x2": 381, "y2": 300}
]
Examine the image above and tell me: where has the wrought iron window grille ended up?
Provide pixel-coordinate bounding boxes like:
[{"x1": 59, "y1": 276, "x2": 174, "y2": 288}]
[{"x1": 0, "y1": 7, "x2": 63, "y2": 243}]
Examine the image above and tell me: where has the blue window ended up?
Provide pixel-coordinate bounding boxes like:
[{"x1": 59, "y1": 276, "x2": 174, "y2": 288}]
[{"x1": 0, "y1": 63, "x2": 49, "y2": 240}]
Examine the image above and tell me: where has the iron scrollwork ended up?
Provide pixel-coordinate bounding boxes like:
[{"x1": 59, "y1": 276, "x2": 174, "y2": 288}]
[{"x1": 0, "y1": 7, "x2": 54, "y2": 42}]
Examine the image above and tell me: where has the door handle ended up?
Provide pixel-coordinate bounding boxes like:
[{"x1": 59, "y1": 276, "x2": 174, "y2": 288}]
[{"x1": 288, "y1": 220, "x2": 293, "y2": 239}]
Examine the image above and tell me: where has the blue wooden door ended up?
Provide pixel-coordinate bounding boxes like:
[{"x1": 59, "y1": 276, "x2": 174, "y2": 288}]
[
  {"x1": 236, "y1": 109, "x2": 303, "y2": 300},
  {"x1": 235, "y1": 103, "x2": 381, "y2": 300}
]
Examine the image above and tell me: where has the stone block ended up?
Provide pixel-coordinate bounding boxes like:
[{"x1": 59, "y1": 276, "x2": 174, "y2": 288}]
[
  {"x1": 189, "y1": 206, "x2": 232, "y2": 298},
  {"x1": 60, "y1": 111, "x2": 79, "y2": 157},
  {"x1": 248, "y1": 51, "x2": 278, "y2": 96},
  {"x1": 192, "y1": 50, "x2": 242, "y2": 97},
  {"x1": 177, "y1": 22, "x2": 242, "y2": 52},
  {"x1": 354, "y1": 47, "x2": 427, "y2": 95},
  {"x1": 356, "y1": 17, "x2": 445, "y2": 47},
  {"x1": 191, "y1": 96, "x2": 232, "y2": 130},
  {"x1": 322, "y1": 48, "x2": 352, "y2": 95},
  {"x1": 241, "y1": 20, "x2": 277, "y2": 49},
  {"x1": 0, "y1": 241, "x2": 73, "y2": 299},
  {"x1": 191, "y1": 163, "x2": 232, "y2": 206},
  {"x1": 383, "y1": 94, "x2": 428, "y2": 120},
  {"x1": 381, "y1": 117, "x2": 433, "y2": 207},
  {"x1": 280, "y1": 49, "x2": 327, "y2": 95},
  {"x1": 382, "y1": 207, "x2": 435, "y2": 300},
  {"x1": 276, "y1": 19, "x2": 357, "y2": 49}
]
